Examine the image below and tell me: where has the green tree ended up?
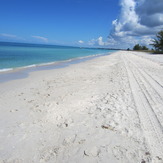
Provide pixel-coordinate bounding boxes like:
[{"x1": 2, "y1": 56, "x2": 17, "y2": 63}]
[
  {"x1": 127, "y1": 48, "x2": 130, "y2": 51},
  {"x1": 142, "y1": 46, "x2": 148, "y2": 50},
  {"x1": 151, "y1": 30, "x2": 163, "y2": 52},
  {"x1": 133, "y1": 44, "x2": 142, "y2": 50},
  {"x1": 133, "y1": 44, "x2": 149, "y2": 51}
]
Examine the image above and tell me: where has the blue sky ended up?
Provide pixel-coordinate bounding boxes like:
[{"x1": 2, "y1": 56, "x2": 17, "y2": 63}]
[
  {"x1": 0, "y1": 0, "x2": 120, "y2": 45},
  {"x1": 0, "y1": 0, "x2": 163, "y2": 48}
]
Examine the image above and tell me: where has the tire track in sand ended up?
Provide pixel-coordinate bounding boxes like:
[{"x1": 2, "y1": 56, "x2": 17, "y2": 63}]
[
  {"x1": 122, "y1": 53, "x2": 163, "y2": 162},
  {"x1": 126, "y1": 54, "x2": 163, "y2": 128}
]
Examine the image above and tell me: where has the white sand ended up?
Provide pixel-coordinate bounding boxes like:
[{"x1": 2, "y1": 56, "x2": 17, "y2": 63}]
[{"x1": 0, "y1": 51, "x2": 163, "y2": 163}]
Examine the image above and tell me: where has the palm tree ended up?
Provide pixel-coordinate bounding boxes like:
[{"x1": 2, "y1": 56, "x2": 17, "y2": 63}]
[{"x1": 151, "y1": 30, "x2": 163, "y2": 52}]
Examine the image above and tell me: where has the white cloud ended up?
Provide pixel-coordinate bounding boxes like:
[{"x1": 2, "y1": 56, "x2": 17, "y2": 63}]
[
  {"x1": 108, "y1": 0, "x2": 163, "y2": 48},
  {"x1": 0, "y1": 33, "x2": 26, "y2": 41},
  {"x1": 107, "y1": 35, "x2": 152, "y2": 49},
  {"x1": 88, "y1": 39, "x2": 96, "y2": 46},
  {"x1": 111, "y1": 0, "x2": 144, "y2": 37},
  {"x1": 0, "y1": 33, "x2": 17, "y2": 38},
  {"x1": 98, "y1": 36, "x2": 105, "y2": 46},
  {"x1": 86, "y1": 35, "x2": 152, "y2": 49},
  {"x1": 88, "y1": 36, "x2": 107, "y2": 46},
  {"x1": 86, "y1": 0, "x2": 163, "y2": 49},
  {"x1": 78, "y1": 40, "x2": 84, "y2": 44},
  {"x1": 32, "y1": 35, "x2": 48, "y2": 42}
]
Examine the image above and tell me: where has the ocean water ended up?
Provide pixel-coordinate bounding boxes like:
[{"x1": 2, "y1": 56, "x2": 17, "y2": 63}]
[{"x1": 0, "y1": 42, "x2": 114, "y2": 71}]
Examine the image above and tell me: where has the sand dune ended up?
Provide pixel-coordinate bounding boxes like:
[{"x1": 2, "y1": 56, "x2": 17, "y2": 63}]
[{"x1": 0, "y1": 51, "x2": 163, "y2": 163}]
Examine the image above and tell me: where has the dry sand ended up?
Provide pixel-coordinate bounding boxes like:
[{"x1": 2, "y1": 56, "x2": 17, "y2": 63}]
[{"x1": 0, "y1": 51, "x2": 163, "y2": 163}]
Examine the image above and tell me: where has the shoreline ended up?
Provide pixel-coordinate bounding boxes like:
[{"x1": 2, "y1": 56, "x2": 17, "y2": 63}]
[
  {"x1": 0, "y1": 52, "x2": 112, "y2": 83},
  {"x1": 0, "y1": 51, "x2": 163, "y2": 162}
]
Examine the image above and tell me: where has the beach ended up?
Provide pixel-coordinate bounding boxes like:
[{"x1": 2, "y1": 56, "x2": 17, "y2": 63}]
[{"x1": 0, "y1": 51, "x2": 163, "y2": 162}]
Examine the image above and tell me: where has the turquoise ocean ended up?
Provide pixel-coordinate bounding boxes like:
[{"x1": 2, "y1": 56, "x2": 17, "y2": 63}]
[{"x1": 0, "y1": 42, "x2": 115, "y2": 72}]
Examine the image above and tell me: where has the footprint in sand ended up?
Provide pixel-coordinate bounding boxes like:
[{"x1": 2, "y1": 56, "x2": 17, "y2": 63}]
[
  {"x1": 57, "y1": 118, "x2": 74, "y2": 128},
  {"x1": 84, "y1": 146, "x2": 101, "y2": 157},
  {"x1": 62, "y1": 134, "x2": 77, "y2": 146},
  {"x1": 40, "y1": 147, "x2": 59, "y2": 163},
  {"x1": 112, "y1": 146, "x2": 128, "y2": 160}
]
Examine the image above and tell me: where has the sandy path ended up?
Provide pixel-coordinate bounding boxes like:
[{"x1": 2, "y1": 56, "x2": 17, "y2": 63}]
[{"x1": 0, "y1": 51, "x2": 163, "y2": 162}]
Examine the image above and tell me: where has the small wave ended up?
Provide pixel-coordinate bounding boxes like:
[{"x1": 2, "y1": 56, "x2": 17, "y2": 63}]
[
  {"x1": 35, "y1": 62, "x2": 57, "y2": 67},
  {"x1": 22, "y1": 64, "x2": 37, "y2": 68},
  {"x1": 0, "y1": 68, "x2": 13, "y2": 72}
]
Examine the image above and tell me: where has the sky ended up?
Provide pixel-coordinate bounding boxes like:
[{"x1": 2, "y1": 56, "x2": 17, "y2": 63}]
[{"x1": 0, "y1": 0, "x2": 163, "y2": 49}]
